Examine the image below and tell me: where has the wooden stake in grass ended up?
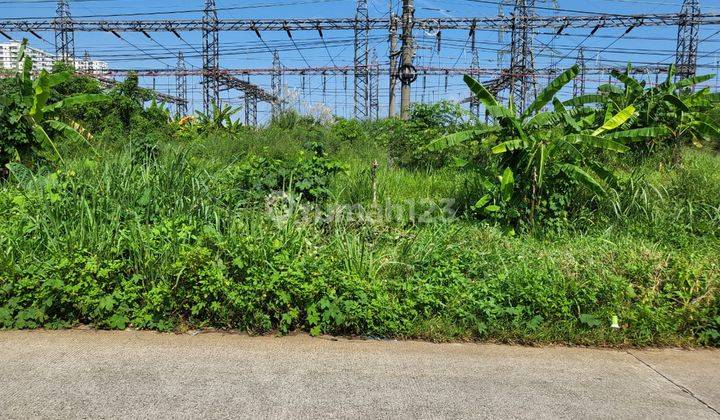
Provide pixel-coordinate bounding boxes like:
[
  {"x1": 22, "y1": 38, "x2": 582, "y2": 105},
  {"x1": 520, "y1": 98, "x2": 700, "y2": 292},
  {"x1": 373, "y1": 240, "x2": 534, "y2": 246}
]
[{"x1": 371, "y1": 160, "x2": 379, "y2": 206}]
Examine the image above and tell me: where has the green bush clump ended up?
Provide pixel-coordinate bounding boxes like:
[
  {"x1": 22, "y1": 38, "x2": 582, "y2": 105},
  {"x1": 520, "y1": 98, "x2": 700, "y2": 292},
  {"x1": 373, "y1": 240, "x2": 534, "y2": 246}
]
[{"x1": 384, "y1": 101, "x2": 476, "y2": 169}]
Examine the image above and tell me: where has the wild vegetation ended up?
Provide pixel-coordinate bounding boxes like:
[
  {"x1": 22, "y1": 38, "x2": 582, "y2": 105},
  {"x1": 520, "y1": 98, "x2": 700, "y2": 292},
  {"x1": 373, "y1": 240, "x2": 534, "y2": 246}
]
[{"x1": 1, "y1": 39, "x2": 719, "y2": 346}]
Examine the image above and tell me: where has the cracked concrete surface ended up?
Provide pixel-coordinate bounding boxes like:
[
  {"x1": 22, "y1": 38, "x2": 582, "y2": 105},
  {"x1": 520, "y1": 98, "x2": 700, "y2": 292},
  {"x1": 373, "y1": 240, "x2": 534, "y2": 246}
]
[{"x1": 0, "y1": 330, "x2": 718, "y2": 419}]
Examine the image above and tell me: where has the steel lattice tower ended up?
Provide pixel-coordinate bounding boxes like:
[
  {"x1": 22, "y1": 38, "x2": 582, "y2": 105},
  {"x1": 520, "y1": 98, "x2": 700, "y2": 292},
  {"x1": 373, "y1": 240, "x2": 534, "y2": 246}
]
[
  {"x1": 54, "y1": 0, "x2": 75, "y2": 62},
  {"x1": 354, "y1": 0, "x2": 370, "y2": 119},
  {"x1": 271, "y1": 50, "x2": 282, "y2": 117},
  {"x1": 470, "y1": 27, "x2": 481, "y2": 117},
  {"x1": 176, "y1": 52, "x2": 188, "y2": 117},
  {"x1": 202, "y1": 0, "x2": 220, "y2": 114},
  {"x1": 369, "y1": 49, "x2": 380, "y2": 120},
  {"x1": 675, "y1": 0, "x2": 701, "y2": 80},
  {"x1": 573, "y1": 47, "x2": 586, "y2": 97},
  {"x1": 509, "y1": 0, "x2": 537, "y2": 113}
]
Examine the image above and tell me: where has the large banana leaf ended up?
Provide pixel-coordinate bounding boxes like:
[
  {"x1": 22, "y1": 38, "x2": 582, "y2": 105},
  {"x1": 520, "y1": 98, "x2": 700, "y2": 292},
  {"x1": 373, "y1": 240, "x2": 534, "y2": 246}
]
[
  {"x1": 536, "y1": 144, "x2": 547, "y2": 188},
  {"x1": 46, "y1": 119, "x2": 97, "y2": 153},
  {"x1": 603, "y1": 126, "x2": 671, "y2": 142},
  {"x1": 31, "y1": 123, "x2": 63, "y2": 164},
  {"x1": 426, "y1": 126, "x2": 500, "y2": 151},
  {"x1": 676, "y1": 74, "x2": 715, "y2": 89},
  {"x1": 592, "y1": 105, "x2": 636, "y2": 136},
  {"x1": 492, "y1": 139, "x2": 525, "y2": 154},
  {"x1": 565, "y1": 134, "x2": 629, "y2": 153},
  {"x1": 597, "y1": 84, "x2": 624, "y2": 95},
  {"x1": 500, "y1": 167, "x2": 514, "y2": 202},
  {"x1": 610, "y1": 70, "x2": 643, "y2": 93},
  {"x1": 563, "y1": 94, "x2": 606, "y2": 107},
  {"x1": 692, "y1": 121, "x2": 720, "y2": 141},
  {"x1": 487, "y1": 105, "x2": 514, "y2": 119},
  {"x1": 522, "y1": 65, "x2": 579, "y2": 120},
  {"x1": 559, "y1": 163, "x2": 606, "y2": 196},
  {"x1": 46, "y1": 71, "x2": 71, "y2": 88},
  {"x1": 552, "y1": 97, "x2": 581, "y2": 133},
  {"x1": 526, "y1": 106, "x2": 594, "y2": 129},
  {"x1": 45, "y1": 94, "x2": 110, "y2": 113},
  {"x1": 463, "y1": 75, "x2": 498, "y2": 108},
  {"x1": 661, "y1": 94, "x2": 690, "y2": 112}
]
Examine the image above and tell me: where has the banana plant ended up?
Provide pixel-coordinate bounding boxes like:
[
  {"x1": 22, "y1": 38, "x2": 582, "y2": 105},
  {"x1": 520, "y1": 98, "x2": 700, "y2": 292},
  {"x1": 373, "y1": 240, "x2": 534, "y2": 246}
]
[
  {"x1": 427, "y1": 66, "x2": 633, "y2": 225},
  {"x1": 194, "y1": 103, "x2": 242, "y2": 132},
  {"x1": 564, "y1": 64, "x2": 719, "y2": 148},
  {"x1": 8, "y1": 39, "x2": 109, "y2": 164}
]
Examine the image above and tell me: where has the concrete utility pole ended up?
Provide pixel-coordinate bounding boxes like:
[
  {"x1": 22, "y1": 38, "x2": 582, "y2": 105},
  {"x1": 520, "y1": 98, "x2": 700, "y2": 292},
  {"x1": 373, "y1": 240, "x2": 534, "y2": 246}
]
[
  {"x1": 388, "y1": 12, "x2": 399, "y2": 118},
  {"x1": 54, "y1": 0, "x2": 75, "y2": 62},
  {"x1": 399, "y1": 0, "x2": 415, "y2": 120}
]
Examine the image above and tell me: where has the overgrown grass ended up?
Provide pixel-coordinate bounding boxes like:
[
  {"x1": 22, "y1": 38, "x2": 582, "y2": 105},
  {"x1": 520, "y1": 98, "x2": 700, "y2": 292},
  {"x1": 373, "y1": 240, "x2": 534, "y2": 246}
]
[{"x1": 1, "y1": 129, "x2": 718, "y2": 346}]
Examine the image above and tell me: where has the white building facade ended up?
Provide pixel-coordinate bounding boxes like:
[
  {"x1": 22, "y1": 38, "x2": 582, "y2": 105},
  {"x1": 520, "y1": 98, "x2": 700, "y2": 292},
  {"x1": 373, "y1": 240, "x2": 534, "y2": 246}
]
[{"x1": 0, "y1": 41, "x2": 108, "y2": 74}]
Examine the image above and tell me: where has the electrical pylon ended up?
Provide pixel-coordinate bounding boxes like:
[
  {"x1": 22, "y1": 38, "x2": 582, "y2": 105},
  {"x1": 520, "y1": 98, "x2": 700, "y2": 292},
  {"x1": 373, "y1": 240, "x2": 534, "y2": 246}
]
[{"x1": 54, "y1": 0, "x2": 75, "y2": 62}]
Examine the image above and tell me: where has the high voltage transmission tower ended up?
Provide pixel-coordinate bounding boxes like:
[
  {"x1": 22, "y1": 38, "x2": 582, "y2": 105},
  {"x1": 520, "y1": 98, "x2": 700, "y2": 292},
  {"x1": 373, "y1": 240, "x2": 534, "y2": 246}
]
[
  {"x1": 370, "y1": 49, "x2": 380, "y2": 120},
  {"x1": 54, "y1": 0, "x2": 74, "y2": 62},
  {"x1": 17, "y1": 0, "x2": 715, "y2": 121},
  {"x1": 509, "y1": 0, "x2": 538, "y2": 113},
  {"x1": 272, "y1": 50, "x2": 282, "y2": 117},
  {"x1": 676, "y1": 0, "x2": 701, "y2": 80},
  {"x1": 202, "y1": 0, "x2": 221, "y2": 114},
  {"x1": 354, "y1": 0, "x2": 370, "y2": 119},
  {"x1": 176, "y1": 52, "x2": 188, "y2": 117},
  {"x1": 470, "y1": 25, "x2": 481, "y2": 118},
  {"x1": 573, "y1": 48, "x2": 586, "y2": 97}
]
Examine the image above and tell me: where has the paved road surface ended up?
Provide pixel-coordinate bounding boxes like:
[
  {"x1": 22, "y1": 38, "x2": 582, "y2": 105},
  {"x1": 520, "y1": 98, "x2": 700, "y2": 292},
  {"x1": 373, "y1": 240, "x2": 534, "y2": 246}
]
[{"x1": 1, "y1": 330, "x2": 718, "y2": 419}]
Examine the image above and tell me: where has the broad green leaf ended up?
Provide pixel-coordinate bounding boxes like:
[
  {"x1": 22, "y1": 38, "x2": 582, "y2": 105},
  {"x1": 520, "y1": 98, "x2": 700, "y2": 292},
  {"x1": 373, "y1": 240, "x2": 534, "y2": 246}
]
[
  {"x1": 603, "y1": 126, "x2": 671, "y2": 142},
  {"x1": 492, "y1": 139, "x2": 524, "y2": 154},
  {"x1": 592, "y1": 105, "x2": 636, "y2": 136},
  {"x1": 487, "y1": 105, "x2": 514, "y2": 119},
  {"x1": 562, "y1": 94, "x2": 606, "y2": 107},
  {"x1": 597, "y1": 84, "x2": 624, "y2": 95},
  {"x1": 473, "y1": 194, "x2": 492, "y2": 210},
  {"x1": 552, "y1": 97, "x2": 582, "y2": 132},
  {"x1": 692, "y1": 121, "x2": 720, "y2": 141},
  {"x1": 46, "y1": 71, "x2": 71, "y2": 88},
  {"x1": 537, "y1": 144, "x2": 547, "y2": 188},
  {"x1": 565, "y1": 134, "x2": 629, "y2": 153},
  {"x1": 610, "y1": 70, "x2": 643, "y2": 93},
  {"x1": 31, "y1": 123, "x2": 64, "y2": 164},
  {"x1": 559, "y1": 164, "x2": 605, "y2": 196},
  {"x1": 500, "y1": 167, "x2": 514, "y2": 202},
  {"x1": 522, "y1": 65, "x2": 580, "y2": 120},
  {"x1": 676, "y1": 73, "x2": 715, "y2": 89},
  {"x1": 426, "y1": 127, "x2": 499, "y2": 152},
  {"x1": 662, "y1": 94, "x2": 690, "y2": 112},
  {"x1": 463, "y1": 74, "x2": 498, "y2": 108},
  {"x1": 46, "y1": 119, "x2": 94, "y2": 147},
  {"x1": 45, "y1": 94, "x2": 110, "y2": 113}
]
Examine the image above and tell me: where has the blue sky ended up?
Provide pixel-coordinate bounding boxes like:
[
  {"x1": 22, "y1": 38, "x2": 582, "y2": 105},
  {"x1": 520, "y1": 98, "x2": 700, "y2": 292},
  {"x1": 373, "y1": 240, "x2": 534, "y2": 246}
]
[{"x1": 3, "y1": 0, "x2": 720, "y2": 119}]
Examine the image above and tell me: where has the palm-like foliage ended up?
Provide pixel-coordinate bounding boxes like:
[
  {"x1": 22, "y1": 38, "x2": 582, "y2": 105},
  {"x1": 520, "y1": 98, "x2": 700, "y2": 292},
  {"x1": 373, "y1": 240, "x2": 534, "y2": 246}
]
[
  {"x1": 194, "y1": 103, "x2": 243, "y2": 132},
  {"x1": 564, "y1": 64, "x2": 720, "y2": 148},
  {"x1": 1, "y1": 39, "x2": 108, "y2": 165},
  {"x1": 428, "y1": 66, "x2": 633, "y2": 224}
]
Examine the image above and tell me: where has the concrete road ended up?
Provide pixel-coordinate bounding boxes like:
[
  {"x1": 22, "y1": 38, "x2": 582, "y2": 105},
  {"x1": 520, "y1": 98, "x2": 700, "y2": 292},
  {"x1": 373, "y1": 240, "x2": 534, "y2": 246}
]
[{"x1": 0, "y1": 331, "x2": 718, "y2": 419}]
